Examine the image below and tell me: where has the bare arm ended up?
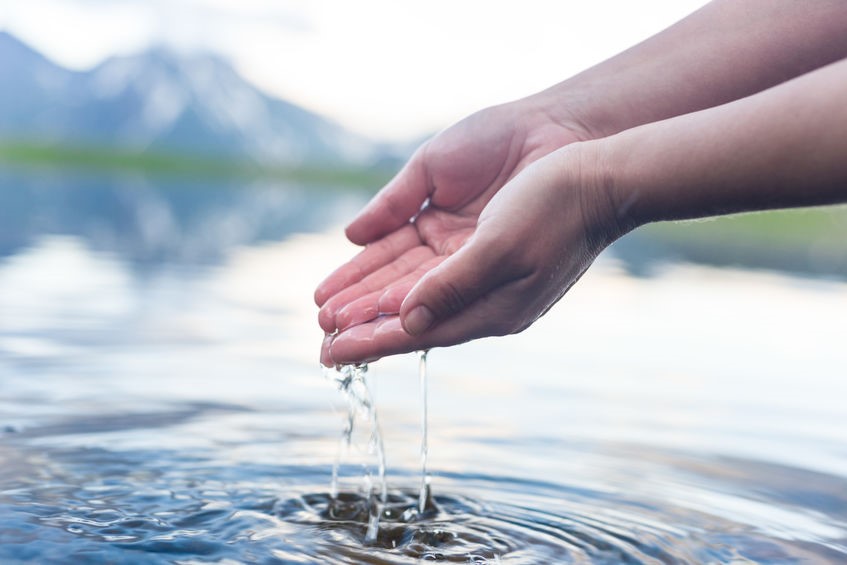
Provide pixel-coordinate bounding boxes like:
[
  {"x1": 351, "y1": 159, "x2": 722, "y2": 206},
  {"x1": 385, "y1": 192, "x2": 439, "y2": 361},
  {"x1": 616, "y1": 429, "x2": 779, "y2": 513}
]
[
  {"x1": 317, "y1": 0, "x2": 847, "y2": 364},
  {"x1": 600, "y1": 56, "x2": 847, "y2": 229},
  {"x1": 537, "y1": 0, "x2": 847, "y2": 138},
  {"x1": 327, "y1": 0, "x2": 847, "y2": 255},
  {"x1": 324, "y1": 57, "x2": 847, "y2": 364}
]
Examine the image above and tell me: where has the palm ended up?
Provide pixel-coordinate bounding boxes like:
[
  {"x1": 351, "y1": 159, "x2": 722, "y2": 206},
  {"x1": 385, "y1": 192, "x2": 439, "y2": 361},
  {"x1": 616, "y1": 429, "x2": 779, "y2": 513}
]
[{"x1": 315, "y1": 102, "x2": 585, "y2": 358}]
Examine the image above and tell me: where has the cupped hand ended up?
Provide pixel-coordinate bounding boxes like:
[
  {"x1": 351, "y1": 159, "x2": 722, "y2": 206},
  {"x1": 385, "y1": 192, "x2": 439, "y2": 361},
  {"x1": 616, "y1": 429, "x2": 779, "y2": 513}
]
[
  {"x1": 314, "y1": 100, "x2": 595, "y2": 366},
  {"x1": 317, "y1": 141, "x2": 625, "y2": 365}
]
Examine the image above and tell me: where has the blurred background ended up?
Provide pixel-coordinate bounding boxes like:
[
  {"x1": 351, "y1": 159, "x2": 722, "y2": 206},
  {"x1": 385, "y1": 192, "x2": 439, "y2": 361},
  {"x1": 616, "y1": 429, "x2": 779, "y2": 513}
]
[
  {"x1": 1, "y1": 0, "x2": 845, "y2": 284},
  {"x1": 1, "y1": 2, "x2": 846, "y2": 562}
]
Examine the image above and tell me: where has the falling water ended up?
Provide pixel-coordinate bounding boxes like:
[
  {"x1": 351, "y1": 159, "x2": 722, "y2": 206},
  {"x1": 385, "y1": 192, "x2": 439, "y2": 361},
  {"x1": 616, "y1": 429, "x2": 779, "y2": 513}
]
[
  {"x1": 326, "y1": 363, "x2": 387, "y2": 543},
  {"x1": 417, "y1": 350, "x2": 430, "y2": 514}
]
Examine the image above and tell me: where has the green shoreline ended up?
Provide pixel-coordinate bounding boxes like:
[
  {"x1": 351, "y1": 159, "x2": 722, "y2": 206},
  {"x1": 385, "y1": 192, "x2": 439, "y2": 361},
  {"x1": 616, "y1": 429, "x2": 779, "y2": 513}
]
[{"x1": 0, "y1": 139, "x2": 393, "y2": 189}]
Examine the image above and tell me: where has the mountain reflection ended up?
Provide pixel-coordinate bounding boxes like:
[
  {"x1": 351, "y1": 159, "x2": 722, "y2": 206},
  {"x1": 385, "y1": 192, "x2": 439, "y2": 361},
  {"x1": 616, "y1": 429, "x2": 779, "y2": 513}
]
[{"x1": 0, "y1": 168, "x2": 366, "y2": 270}]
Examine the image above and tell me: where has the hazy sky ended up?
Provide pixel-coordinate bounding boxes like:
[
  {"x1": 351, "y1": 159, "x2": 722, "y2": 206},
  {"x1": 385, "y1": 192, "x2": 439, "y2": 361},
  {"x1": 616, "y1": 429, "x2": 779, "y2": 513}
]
[{"x1": 2, "y1": 0, "x2": 708, "y2": 141}]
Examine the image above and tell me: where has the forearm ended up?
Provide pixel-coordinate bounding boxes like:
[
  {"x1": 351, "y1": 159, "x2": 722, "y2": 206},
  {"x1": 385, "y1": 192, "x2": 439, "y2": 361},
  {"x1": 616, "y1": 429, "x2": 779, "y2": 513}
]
[
  {"x1": 590, "y1": 57, "x2": 847, "y2": 231},
  {"x1": 530, "y1": 0, "x2": 847, "y2": 139}
]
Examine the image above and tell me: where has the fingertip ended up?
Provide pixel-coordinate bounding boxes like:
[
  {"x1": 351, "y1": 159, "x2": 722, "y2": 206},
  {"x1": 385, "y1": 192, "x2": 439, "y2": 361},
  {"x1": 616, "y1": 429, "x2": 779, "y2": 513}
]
[
  {"x1": 314, "y1": 270, "x2": 346, "y2": 307},
  {"x1": 344, "y1": 192, "x2": 387, "y2": 245},
  {"x1": 346, "y1": 159, "x2": 430, "y2": 246},
  {"x1": 318, "y1": 305, "x2": 338, "y2": 334},
  {"x1": 314, "y1": 283, "x2": 331, "y2": 307},
  {"x1": 345, "y1": 205, "x2": 396, "y2": 245},
  {"x1": 344, "y1": 216, "x2": 373, "y2": 246},
  {"x1": 326, "y1": 324, "x2": 369, "y2": 365},
  {"x1": 376, "y1": 283, "x2": 409, "y2": 316},
  {"x1": 320, "y1": 334, "x2": 334, "y2": 367},
  {"x1": 402, "y1": 305, "x2": 435, "y2": 336}
]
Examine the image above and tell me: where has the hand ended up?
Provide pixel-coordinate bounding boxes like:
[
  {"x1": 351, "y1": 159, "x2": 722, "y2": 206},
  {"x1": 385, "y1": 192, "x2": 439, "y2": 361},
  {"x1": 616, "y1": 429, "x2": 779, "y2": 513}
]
[
  {"x1": 317, "y1": 142, "x2": 624, "y2": 365},
  {"x1": 314, "y1": 100, "x2": 592, "y2": 365}
]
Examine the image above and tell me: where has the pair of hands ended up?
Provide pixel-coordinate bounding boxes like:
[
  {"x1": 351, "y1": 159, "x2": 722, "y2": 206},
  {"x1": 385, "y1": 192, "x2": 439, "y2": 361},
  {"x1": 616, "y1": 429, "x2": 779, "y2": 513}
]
[
  {"x1": 313, "y1": 0, "x2": 847, "y2": 366},
  {"x1": 315, "y1": 101, "x2": 621, "y2": 366}
]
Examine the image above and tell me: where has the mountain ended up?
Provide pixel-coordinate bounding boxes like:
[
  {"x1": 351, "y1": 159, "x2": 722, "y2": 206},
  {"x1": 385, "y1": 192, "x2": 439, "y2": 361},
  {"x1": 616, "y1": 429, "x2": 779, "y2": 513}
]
[
  {"x1": 0, "y1": 32, "x2": 76, "y2": 135},
  {"x1": 0, "y1": 31, "x2": 380, "y2": 166}
]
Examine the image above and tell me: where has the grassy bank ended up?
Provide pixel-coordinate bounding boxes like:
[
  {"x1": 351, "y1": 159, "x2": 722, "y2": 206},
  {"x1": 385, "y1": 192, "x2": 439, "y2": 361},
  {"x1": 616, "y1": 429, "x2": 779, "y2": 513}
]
[
  {"x1": 0, "y1": 139, "x2": 393, "y2": 190},
  {"x1": 646, "y1": 206, "x2": 847, "y2": 247},
  {"x1": 622, "y1": 206, "x2": 847, "y2": 277}
]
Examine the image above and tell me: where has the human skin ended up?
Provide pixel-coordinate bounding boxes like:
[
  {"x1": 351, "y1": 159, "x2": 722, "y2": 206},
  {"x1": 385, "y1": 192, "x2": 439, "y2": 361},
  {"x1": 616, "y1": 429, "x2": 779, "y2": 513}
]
[
  {"x1": 320, "y1": 57, "x2": 847, "y2": 365},
  {"x1": 315, "y1": 0, "x2": 847, "y2": 366}
]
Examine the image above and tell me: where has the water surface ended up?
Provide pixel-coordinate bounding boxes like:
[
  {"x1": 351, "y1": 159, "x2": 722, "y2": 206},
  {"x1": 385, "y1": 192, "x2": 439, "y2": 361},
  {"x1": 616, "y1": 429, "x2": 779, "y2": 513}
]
[{"x1": 1, "y1": 169, "x2": 845, "y2": 563}]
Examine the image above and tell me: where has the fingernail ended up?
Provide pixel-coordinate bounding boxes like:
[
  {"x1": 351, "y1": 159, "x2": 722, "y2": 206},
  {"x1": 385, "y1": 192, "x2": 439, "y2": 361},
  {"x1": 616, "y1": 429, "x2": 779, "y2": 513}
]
[{"x1": 404, "y1": 305, "x2": 434, "y2": 336}]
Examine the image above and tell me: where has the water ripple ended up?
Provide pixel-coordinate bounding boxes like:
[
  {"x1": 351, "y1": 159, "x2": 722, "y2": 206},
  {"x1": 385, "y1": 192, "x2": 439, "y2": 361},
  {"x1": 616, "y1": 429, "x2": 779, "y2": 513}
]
[{"x1": 3, "y1": 450, "x2": 844, "y2": 564}]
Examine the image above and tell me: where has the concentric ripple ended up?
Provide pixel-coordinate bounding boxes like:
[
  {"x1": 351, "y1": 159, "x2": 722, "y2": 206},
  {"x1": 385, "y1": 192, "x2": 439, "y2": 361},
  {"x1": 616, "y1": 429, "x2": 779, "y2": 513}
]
[{"x1": 271, "y1": 485, "x2": 712, "y2": 564}]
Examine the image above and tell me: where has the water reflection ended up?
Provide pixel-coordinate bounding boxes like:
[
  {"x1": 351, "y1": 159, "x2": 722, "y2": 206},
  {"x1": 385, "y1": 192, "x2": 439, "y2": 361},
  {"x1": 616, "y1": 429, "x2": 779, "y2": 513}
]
[
  {"x1": 0, "y1": 168, "x2": 365, "y2": 268},
  {"x1": 0, "y1": 167, "x2": 365, "y2": 373}
]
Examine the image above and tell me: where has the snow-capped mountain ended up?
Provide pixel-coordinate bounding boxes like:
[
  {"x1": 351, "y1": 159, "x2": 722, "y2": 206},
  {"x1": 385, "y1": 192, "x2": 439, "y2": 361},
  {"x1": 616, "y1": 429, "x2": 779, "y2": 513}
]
[{"x1": 0, "y1": 31, "x2": 380, "y2": 165}]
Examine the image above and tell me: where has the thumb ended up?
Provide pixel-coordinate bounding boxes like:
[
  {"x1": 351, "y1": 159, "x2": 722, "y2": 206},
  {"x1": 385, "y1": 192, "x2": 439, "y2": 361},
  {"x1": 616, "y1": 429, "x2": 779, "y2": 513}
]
[
  {"x1": 399, "y1": 231, "x2": 521, "y2": 336},
  {"x1": 345, "y1": 153, "x2": 431, "y2": 246}
]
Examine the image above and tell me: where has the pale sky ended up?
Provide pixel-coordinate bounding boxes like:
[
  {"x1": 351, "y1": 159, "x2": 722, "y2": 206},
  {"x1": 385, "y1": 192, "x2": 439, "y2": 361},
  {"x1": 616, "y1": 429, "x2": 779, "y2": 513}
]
[{"x1": 1, "y1": 0, "x2": 708, "y2": 142}]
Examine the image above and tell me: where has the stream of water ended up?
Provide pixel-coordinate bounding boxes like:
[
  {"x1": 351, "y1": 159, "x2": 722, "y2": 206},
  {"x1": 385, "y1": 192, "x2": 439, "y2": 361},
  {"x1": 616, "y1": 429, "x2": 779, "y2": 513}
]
[{"x1": 321, "y1": 351, "x2": 433, "y2": 553}]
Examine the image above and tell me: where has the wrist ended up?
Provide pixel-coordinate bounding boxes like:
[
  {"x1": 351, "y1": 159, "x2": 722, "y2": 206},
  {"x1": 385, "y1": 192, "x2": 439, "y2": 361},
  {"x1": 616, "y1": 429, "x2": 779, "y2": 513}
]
[
  {"x1": 550, "y1": 139, "x2": 639, "y2": 247},
  {"x1": 525, "y1": 77, "x2": 632, "y2": 142},
  {"x1": 518, "y1": 85, "x2": 603, "y2": 143}
]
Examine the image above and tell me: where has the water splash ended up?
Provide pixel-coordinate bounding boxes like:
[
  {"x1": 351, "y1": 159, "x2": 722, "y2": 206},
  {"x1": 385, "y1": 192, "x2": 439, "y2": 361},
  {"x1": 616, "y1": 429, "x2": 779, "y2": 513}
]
[{"x1": 325, "y1": 363, "x2": 387, "y2": 543}]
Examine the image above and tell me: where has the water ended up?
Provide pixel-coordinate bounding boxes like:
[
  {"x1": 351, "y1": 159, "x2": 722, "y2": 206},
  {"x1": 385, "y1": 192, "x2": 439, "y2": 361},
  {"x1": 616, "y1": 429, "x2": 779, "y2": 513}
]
[
  {"x1": 321, "y1": 353, "x2": 432, "y2": 552},
  {"x1": 326, "y1": 362, "x2": 388, "y2": 543},
  {"x1": 418, "y1": 350, "x2": 430, "y2": 516},
  {"x1": 1, "y1": 168, "x2": 846, "y2": 563}
]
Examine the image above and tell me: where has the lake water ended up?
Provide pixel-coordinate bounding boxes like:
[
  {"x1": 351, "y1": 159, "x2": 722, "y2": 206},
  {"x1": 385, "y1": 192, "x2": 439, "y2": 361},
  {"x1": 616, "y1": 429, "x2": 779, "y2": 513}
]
[{"x1": 1, "y1": 169, "x2": 846, "y2": 564}]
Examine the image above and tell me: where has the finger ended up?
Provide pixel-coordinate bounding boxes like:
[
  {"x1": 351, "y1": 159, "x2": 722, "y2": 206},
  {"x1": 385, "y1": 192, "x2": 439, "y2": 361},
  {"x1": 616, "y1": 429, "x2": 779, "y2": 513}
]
[
  {"x1": 345, "y1": 154, "x2": 432, "y2": 246},
  {"x1": 325, "y1": 316, "x2": 411, "y2": 365},
  {"x1": 318, "y1": 245, "x2": 437, "y2": 333},
  {"x1": 334, "y1": 256, "x2": 445, "y2": 332},
  {"x1": 326, "y1": 282, "x2": 527, "y2": 365},
  {"x1": 399, "y1": 230, "x2": 528, "y2": 336},
  {"x1": 376, "y1": 276, "x2": 419, "y2": 315},
  {"x1": 314, "y1": 224, "x2": 420, "y2": 307},
  {"x1": 320, "y1": 333, "x2": 334, "y2": 367},
  {"x1": 333, "y1": 289, "x2": 381, "y2": 334}
]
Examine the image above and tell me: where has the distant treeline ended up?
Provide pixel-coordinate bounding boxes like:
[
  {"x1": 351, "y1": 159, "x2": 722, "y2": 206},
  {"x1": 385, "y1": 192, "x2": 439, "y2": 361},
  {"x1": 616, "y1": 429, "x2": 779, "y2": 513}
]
[
  {"x1": 616, "y1": 205, "x2": 847, "y2": 279},
  {"x1": 0, "y1": 139, "x2": 394, "y2": 190}
]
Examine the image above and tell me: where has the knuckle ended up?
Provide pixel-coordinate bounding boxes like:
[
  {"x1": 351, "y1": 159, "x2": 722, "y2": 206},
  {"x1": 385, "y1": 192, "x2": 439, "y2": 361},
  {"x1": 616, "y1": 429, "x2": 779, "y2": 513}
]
[{"x1": 432, "y1": 277, "x2": 467, "y2": 317}]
